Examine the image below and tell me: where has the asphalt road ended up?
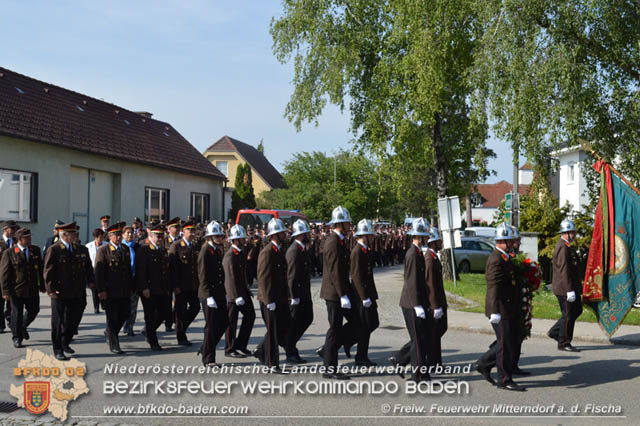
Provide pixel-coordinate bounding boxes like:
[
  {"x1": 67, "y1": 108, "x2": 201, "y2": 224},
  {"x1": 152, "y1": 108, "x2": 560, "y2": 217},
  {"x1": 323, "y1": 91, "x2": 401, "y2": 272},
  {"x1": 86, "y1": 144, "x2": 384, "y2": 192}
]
[{"x1": 0, "y1": 266, "x2": 638, "y2": 426}]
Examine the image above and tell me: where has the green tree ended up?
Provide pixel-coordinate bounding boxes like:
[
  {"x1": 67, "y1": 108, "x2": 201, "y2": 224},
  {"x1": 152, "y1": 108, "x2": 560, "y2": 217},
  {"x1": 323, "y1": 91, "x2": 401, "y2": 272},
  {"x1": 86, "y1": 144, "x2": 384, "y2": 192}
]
[
  {"x1": 473, "y1": 0, "x2": 640, "y2": 185},
  {"x1": 257, "y1": 150, "x2": 396, "y2": 222},
  {"x1": 271, "y1": 0, "x2": 492, "y2": 279},
  {"x1": 230, "y1": 163, "x2": 256, "y2": 220}
]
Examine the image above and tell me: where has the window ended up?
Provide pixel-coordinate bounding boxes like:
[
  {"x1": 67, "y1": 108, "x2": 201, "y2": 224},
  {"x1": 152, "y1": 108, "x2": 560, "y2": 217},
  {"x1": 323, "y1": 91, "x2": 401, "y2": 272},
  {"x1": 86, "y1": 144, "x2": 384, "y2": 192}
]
[
  {"x1": 145, "y1": 187, "x2": 169, "y2": 222},
  {"x1": 567, "y1": 161, "x2": 575, "y2": 184},
  {"x1": 0, "y1": 169, "x2": 37, "y2": 222},
  {"x1": 479, "y1": 241, "x2": 495, "y2": 252},
  {"x1": 191, "y1": 193, "x2": 210, "y2": 223},
  {"x1": 216, "y1": 161, "x2": 228, "y2": 177}
]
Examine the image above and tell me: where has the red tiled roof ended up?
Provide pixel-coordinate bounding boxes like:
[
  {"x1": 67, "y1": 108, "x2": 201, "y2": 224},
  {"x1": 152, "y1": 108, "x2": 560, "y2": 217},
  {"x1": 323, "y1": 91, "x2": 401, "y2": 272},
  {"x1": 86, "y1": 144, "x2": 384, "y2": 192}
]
[
  {"x1": 205, "y1": 135, "x2": 285, "y2": 189},
  {"x1": 520, "y1": 163, "x2": 533, "y2": 170},
  {"x1": 0, "y1": 67, "x2": 225, "y2": 180},
  {"x1": 474, "y1": 180, "x2": 531, "y2": 208}
]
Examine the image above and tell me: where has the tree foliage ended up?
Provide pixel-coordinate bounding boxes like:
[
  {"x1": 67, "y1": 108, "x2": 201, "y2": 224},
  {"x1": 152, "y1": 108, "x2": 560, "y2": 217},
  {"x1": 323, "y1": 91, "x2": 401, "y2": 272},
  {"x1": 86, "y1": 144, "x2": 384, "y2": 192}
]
[
  {"x1": 230, "y1": 163, "x2": 256, "y2": 220},
  {"x1": 257, "y1": 150, "x2": 396, "y2": 222},
  {"x1": 474, "y1": 0, "x2": 640, "y2": 184}
]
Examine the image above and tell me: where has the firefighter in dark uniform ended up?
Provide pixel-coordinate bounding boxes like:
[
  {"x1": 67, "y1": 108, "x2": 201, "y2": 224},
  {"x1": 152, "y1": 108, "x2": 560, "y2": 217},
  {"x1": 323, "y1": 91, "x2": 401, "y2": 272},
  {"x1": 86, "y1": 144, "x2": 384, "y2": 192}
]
[
  {"x1": 100, "y1": 215, "x2": 111, "y2": 233},
  {"x1": 135, "y1": 223, "x2": 171, "y2": 351},
  {"x1": 223, "y1": 225, "x2": 255, "y2": 358},
  {"x1": 169, "y1": 219, "x2": 200, "y2": 346},
  {"x1": 350, "y1": 219, "x2": 380, "y2": 367},
  {"x1": 476, "y1": 223, "x2": 525, "y2": 391},
  {"x1": 43, "y1": 222, "x2": 95, "y2": 360},
  {"x1": 246, "y1": 226, "x2": 261, "y2": 285},
  {"x1": 424, "y1": 227, "x2": 447, "y2": 367},
  {"x1": 163, "y1": 217, "x2": 181, "y2": 331},
  {"x1": 318, "y1": 206, "x2": 359, "y2": 380},
  {"x1": 43, "y1": 220, "x2": 63, "y2": 258},
  {"x1": 95, "y1": 222, "x2": 134, "y2": 354},
  {"x1": 0, "y1": 228, "x2": 45, "y2": 348},
  {"x1": 0, "y1": 220, "x2": 20, "y2": 332},
  {"x1": 283, "y1": 219, "x2": 313, "y2": 364},
  {"x1": 198, "y1": 221, "x2": 228, "y2": 366},
  {"x1": 548, "y1": 218, "x2": 583, "y2": 352},
  {"x1": 391, "y1": 218, "x2": 431, "y2": 382},
  {"x1": 253, "y1": 218, "x2": 290, "y2": 372}
]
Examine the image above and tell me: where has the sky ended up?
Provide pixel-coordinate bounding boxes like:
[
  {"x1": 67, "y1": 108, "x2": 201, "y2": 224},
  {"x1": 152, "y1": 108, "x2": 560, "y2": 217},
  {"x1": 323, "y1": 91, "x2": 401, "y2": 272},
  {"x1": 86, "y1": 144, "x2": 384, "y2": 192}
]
[{"x1": 3, "y1": 0, "x2": 514, "y2": 184}]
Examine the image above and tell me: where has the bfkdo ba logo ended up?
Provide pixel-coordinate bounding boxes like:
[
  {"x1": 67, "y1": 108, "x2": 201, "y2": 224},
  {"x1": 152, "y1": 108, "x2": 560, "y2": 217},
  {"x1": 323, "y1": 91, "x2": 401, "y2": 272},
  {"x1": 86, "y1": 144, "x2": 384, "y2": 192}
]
[{"x1": 24, "y1": 381, "x2": 50, "y2": 415}]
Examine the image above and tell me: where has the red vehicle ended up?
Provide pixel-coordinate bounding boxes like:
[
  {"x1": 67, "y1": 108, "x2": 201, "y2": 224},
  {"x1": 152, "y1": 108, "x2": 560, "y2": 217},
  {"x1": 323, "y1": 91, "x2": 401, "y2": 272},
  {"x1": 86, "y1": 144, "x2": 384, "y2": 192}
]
[{"x1": 235, "y1": 209, "x2": 308, "y2": 229}]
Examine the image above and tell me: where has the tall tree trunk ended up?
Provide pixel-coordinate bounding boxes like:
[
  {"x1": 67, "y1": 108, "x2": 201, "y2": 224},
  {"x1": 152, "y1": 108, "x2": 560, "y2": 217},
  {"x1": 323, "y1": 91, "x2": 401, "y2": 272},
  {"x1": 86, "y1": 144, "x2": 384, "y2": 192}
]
[
  {"x1": 465, "y1": 194, "x2": 472, "y2": 228},
  {"x1": 432, "y1": 113, "x2": 456, "y2": 281}
]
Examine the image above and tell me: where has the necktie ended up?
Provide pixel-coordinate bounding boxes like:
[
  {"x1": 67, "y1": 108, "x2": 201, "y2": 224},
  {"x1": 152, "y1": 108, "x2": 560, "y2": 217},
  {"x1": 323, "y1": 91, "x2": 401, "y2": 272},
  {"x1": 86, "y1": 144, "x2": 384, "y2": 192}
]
[
  {"x1": 23, "y1": 248, "x2": 28, "y2": 261},
  {"x1": 7, "y1": 239, "x2": 12, "y2": 248}
]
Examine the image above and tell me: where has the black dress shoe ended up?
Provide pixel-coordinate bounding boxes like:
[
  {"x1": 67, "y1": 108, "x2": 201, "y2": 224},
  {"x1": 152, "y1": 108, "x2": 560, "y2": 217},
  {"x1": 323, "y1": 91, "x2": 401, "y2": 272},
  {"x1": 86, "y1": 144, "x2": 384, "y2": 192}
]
[
  {"x1": 177, "y1": 339, "x2": 192, "y2": 346},
  {"x1": 63, "y1": 346, "x2": 75, "y2": 354},
  {"x1": 55, "y1": 353, "x2": 69, "y2": 361},
  {"x1": 476, "y1": 365, "x2": 496, "y2": 385},
  {"x1": 252, "y1": 349, "x2": 265, "y2": 364},
  {"x1": 513, "y1": 367, "x2": 531, "y2": 376},
  {"x1": 322, "y1": 372, "x2": 350, "y2": 380},
  {"x1": 110, "y1": 346, "x2": 125, "y2": 355},
  {"x1": 13, "y1": 340, "x2": 23, "y2": 348},
  {"x1": 23, "y1": 329, "x2": 29, "y2": 340},
  {"x1": 226, "y1": 350, "x2": 244, "y2": 358},
  {"x1": 547, "y1": 330, "x2": 559, "y2": 341},
  {"x1": 141, "y1": 329, "x2": 147, "y2": 337},
  {"x1": 150, "y1": 343, "x2": 163, "y2": 351},
  {"x1": 497, "y1": 381, "x2": 526, "y2": 392},
  {"x1": 558, "y1": 344, "x2": 580, "y2": 352},
  {"x1": 388, "y1": 356, "x2": 405, "y2": 379},
  {"x1": 237, "y1": 348, "x2": 252, "y2": 356},
  {"x1": 316, "y1": 346, "x2": 325, "y2": 359},
  {"x1": 285, "y1": 355, "x2": 307, "y2": 364}
]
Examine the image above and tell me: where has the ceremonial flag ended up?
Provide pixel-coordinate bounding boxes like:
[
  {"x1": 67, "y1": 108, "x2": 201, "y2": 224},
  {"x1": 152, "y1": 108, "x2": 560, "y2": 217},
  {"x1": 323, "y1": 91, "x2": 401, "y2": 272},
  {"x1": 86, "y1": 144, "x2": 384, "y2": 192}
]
[{"x1": 583, "y1": 160, "x2": 640, "y2": 336}]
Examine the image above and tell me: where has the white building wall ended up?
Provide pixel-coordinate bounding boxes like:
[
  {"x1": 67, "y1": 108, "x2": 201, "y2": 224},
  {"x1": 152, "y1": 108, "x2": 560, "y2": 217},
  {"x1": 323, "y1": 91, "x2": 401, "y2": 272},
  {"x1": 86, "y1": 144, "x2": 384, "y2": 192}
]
[
  {"x1": 471, "y1": 207, "x2": 499, "y2": 225},
  {"x1": 518, "y1": 169, "x2": 534, "y2": 185},
  {"x1": 556, "y1": 149, "x2": 590, "y2": 213},
  {"x1": 1, "y1": 135, "x2": 224, "y2": 246}
]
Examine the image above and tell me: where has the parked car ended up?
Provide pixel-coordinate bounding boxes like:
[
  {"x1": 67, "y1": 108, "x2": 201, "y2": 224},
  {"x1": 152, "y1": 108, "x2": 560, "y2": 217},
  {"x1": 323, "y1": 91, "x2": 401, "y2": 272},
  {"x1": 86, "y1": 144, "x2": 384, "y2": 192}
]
[
  {"x1": 454, "y1": 237, "x2": 495, "y2": 273},
  {"x1": 463, "y1": 226, "x2": 496, "y2": 239}
]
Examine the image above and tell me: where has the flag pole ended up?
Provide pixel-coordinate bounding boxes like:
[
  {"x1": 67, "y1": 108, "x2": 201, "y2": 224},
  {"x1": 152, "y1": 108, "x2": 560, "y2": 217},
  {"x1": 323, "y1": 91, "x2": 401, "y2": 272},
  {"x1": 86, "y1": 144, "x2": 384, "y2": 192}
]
[{"x1": 579, "y1": 141, "x2": 640, "y2": 197}]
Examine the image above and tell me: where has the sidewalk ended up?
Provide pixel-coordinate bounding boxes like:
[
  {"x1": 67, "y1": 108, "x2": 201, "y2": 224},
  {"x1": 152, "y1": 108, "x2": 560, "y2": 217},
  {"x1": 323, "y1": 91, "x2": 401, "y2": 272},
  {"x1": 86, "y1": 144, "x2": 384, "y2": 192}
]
[{"x1": 447, "y1": 308, "x2": 640, "y2": 346}]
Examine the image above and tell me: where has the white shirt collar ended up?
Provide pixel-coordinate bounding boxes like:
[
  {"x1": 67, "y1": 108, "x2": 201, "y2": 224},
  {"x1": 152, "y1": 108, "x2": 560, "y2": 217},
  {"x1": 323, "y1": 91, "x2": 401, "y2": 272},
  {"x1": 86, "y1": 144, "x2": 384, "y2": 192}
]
[
  {"x1": 561, "y1": 237, "x2": 571, "y2": 244},
  {"x1": 231, "y1": 244, "x2": 242, "y2": 252},
  {"x1": 271, "y1": 240, "x2": 281, "y2": 250},
  {"x1": 2, "y1": 235, "x2": 10, "y2": 244},
  {"x1": 149, "y1": 240, "x2": 159, "y2": 250},
  {"x1": 17, "y1": 243, "x2": 27, "y2": 252},
  {"x1": 110, "y1": 242, "x2": 120, "y2": 250},
  {"x1": 207, "y1": 241, "x2": 216, "y2": 250},
  {"x1": 357, "y1": 240, "x2": 368, "y2": 250},
  {"x1": 61, "y1": 240, "x2": 70, "y2": 249},
  {"x1": 182, "y1": 237, "x2": 191, "y2": 246},
  {"x1": 295, "y1": 239, "x2": 305, "y2": 249},
  {"x1": 412, "y1": 241, "x2": 422, "y2": 250},
  {"x1": 333, "y1": 229, "x2": 344, "y2": 240},
  {"x1": 427, "y1": 247, "x2": 437, "y2": 255}
]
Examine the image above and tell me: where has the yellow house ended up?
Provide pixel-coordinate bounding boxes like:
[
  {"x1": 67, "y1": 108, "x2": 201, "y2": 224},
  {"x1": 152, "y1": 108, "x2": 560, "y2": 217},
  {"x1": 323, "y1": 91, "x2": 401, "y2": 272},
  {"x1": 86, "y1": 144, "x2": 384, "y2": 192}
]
[{"x1": 203, "y1": 135, "x2": 285, "y2": 197}]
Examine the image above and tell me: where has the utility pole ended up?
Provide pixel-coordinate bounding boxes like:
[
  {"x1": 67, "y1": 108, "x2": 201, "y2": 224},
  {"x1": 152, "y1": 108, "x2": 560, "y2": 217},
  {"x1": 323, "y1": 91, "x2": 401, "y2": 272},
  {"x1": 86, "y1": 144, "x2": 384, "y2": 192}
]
[{"x1": 512, "y1": 150, "x2": 519, "y2": 227}]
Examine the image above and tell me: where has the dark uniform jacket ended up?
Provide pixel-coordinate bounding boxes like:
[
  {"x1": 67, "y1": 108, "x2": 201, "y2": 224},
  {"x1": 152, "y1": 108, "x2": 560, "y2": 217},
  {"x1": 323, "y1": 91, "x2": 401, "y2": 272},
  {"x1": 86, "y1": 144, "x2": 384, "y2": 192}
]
[
  {"x1": 163, "y1": 235, "x2": 179, "y2": 250},
  {"x1": 400, "y1": 244, "x2": 428, "y2": 309},
  {"x1": 286, "y1": 241, "x2": 312, "y2": 302},
  {"x1": 198, "y1": 243, "x2": 226, "y2": 303},
  {"x1": 169, "y1": 239, "x2": 198, "y2": 292},
  {"x1": 350, "y1": 243, "x2": 378, "y2": 302},
  {"x1": 320, "y1": 232, "x2": 352, "y2": 301},
  {"x1": 257, "y1": 241, "x2": 288, "y2": 305},
  {"x1": 484, "y1": 249, "x2": 518, "y2": 319},
  {"x1": 223, "y1": 246, "x2": 251, "y2": 301},
  {"x1": 0, "y1": 245, "x2": 45, "y2": 297},
  {"x1": 551, "y1": 238, "x2": 581, "y2": 296},
  {"x1": 43, "y1": 241, "x2": 95, "y2": 299},
  {"x1": 95, "y1": 243, "x2": 134, "y2": 298},
  {"x1": 424, "y1": 249, "x2": 447, "y2": 310},
  {"x1": 135, "y1": 240, "x2": 170, "y2": 295}
]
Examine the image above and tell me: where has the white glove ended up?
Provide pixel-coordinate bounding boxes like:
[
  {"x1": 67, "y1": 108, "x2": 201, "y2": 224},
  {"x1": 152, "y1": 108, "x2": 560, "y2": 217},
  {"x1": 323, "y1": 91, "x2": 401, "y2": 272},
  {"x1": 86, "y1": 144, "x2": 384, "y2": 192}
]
[
  {"x1": 340, "y1": 295, "x2": 351, "y2": 309},
  {"x1": 363, "y1": 298, "x2": 372, "y2": 308},
  {"x1": 489, "y1": 313, "x2": 501, "y2": 324},
  {"x1": 433, "y1": 307, "x2": 444, "y2": 319},
  {"x1": 567, "y1": 291, "x2": 576, "y2": 303},
  {"x1": 290, "y1": 298, "x2": 300, "y2": 306},
  {"x1": 235, "y1": 297, "x2": 245, "y2": 306},
  {"x1": 267, "y1": 302, "x2": 276, "y2": 311},
  {"x1": 206, "y1": 297, "x2": 217, "y2": 308},
  {"x1": 414, "y1": 305, "x2": 426, "y2": 319}
]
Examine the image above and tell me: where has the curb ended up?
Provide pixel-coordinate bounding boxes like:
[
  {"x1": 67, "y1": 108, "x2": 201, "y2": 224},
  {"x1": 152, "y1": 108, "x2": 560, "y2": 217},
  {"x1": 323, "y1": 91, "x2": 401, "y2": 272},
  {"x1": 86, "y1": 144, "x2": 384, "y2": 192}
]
[{"x1": 447, "y1": 320, "x2": 640, "y2": 347}]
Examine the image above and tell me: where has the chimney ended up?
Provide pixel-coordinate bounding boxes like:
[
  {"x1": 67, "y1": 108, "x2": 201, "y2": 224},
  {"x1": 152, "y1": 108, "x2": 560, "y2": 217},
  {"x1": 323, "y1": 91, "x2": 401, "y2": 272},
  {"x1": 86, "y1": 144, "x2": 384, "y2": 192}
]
[{"x1": 135, "y1": 111, "x2": 153, "y2": 119}]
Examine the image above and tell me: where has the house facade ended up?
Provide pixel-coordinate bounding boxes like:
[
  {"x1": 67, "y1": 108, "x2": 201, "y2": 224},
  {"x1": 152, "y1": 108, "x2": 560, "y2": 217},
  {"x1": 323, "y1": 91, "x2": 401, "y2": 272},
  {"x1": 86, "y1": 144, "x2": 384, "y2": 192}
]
[
  {"x1": 0, "y1": 67, "x2": 226, "y2": 245},
  {"x1": 550, "y1": 146, "x2": 591, "y2": 213}
]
